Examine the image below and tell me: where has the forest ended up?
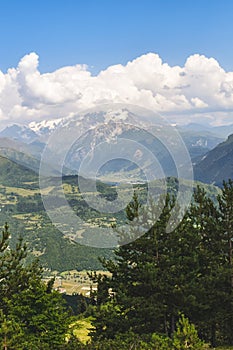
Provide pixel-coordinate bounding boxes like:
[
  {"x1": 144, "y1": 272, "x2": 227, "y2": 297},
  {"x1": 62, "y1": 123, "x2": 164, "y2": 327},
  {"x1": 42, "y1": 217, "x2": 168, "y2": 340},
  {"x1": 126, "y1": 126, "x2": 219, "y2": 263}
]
[{"x1": 0, "y1": 180, "x2": 233, "y2": 349}]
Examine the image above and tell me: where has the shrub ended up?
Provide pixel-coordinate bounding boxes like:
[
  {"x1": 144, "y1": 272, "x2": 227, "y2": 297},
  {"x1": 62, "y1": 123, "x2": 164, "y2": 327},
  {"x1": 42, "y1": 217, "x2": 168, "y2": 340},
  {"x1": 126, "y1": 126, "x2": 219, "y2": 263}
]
[{"x1": 172, "y1": 314, "x2": 210, "y2": 350}]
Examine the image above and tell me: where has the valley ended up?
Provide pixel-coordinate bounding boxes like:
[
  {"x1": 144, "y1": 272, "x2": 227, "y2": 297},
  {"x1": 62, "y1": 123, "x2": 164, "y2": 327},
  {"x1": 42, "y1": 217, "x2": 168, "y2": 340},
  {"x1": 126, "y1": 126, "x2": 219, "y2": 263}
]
[
  {"x1": 0, "y1": 109, "x2": 230, "y2": 274},
  {"x1": 0, "y1": 151, "x2": 221, "y2": 273},
  {"x1": 1, "y1": 4, "x2": 233, "y2": 347}
]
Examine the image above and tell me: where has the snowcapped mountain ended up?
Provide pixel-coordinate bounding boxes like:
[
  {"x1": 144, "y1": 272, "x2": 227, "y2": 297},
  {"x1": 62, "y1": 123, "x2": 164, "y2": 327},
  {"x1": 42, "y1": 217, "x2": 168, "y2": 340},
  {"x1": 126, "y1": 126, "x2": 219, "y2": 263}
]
[
  {"x1": 0, "y1": 108, "x2": 153, "y2": 179},
  {"x1": 0, "y1": 107, "x2": 229, "y2": 182},
  {"x1": 0, "y1": 124, "x2": 38, "y2": 144},
  {"x1": 34, "y1": 108, "x2": 157, "y2": 179},
  {"x1": 29, "y1": 117, "x2": 69, "y2": 137},
  {"x1": 28, "y1": 108, "x2": 146, "y2": 138}
]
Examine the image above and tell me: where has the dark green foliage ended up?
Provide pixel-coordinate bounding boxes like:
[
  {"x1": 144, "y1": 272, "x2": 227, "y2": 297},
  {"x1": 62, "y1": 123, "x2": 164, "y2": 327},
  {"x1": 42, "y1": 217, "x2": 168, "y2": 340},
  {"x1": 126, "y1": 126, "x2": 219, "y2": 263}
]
[
  {"x1": 0, "y1": 224, "x2": 71, "y2": 349},
  {"x1": 63, "y1": 294, "x2": 89, "y2": 315},
  {"x1": 1, "y1": 151, "x2": 233, "y2": 347},
  {"x1": 172, "y1": 314, "x2": 210, "y2": 349},
  {"x1": 63, "y1": 319, "x2": 207, "y2": 349},
  {"x1": 91, "y1": 193, "x2": 180, "y2": 338},
  {"x1": 90, "y1": 182, "x2": 233, "y2": 348},
  {"x1": 216, "y1": 180, "x2": 233, "y2": 345},
  {"x1": 0, "y1": 155, "x2": 38, "y2": 188},
  {"x1": 37, "y1": 226, "x2": 114, "y2": 271},
  {"x1": 7, "y1": 281, "x2": 69, "y2": 348},
  {"x1": 125, "y1": 190, "x2": 140, "y2": 221},
  {"x1": 16, "y1": 193, "x2": 44, "y2": 213},
  {"x1": 0, "y1": 223, "x2": 30, "y2": 312},
  {"x1": 66, "y1": 331, "x2": 170, "y2": 349},
  {"x1": 0, "y1": 152, "x2": 220, "y2": 273},
  {"x1": 180, "y1": 186, "x2": 229, "y2": 346},
  {"x1": 88, "y1": 271, "x2": 109, "y2": 306}
]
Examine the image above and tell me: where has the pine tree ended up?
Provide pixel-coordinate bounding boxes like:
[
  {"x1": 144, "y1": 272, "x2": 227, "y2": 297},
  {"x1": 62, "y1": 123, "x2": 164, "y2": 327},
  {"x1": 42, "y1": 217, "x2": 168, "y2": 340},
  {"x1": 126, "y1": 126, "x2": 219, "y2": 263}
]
[
  {"x1": 217, "y1": 180, "x2": 233, "y2": 345},
  {"x1": 91, "y1": 193, "x2": 180, "y2": 338},
  {"x1": 90, "y1": 184, "x2": 233, "y2": 347},
  {"x1": 172, "y1": 314, "x2": 210, "y2": 350},
  {"x1": 7, "y1": 278, "x2": 69, "y2": 348},
  {"x1": 88, "y1": 271, "x2": 109, "y2": 306},
  {"x1": 0, "y1": 223, "x2": 71, "y2": 348}
]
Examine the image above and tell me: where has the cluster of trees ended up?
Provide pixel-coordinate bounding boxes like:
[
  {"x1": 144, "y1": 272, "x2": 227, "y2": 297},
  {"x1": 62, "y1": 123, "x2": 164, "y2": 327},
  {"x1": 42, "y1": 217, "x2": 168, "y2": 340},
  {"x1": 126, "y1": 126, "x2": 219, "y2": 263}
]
[
  {"x1": 89, "y1": 181, "x2": 233, "y2": 348},
  {"x1": 0, "y1": 223, "x2": 73, "y2": 349},
  {"x1": 1, "y1": 179, "x2": 233, "y2": 348},
  {"x1": 16, "y1": 194, "x2": 44, "y2": 213},
  {"x1": 65, "y1": 315, "x2": 210, "y2": 349}
]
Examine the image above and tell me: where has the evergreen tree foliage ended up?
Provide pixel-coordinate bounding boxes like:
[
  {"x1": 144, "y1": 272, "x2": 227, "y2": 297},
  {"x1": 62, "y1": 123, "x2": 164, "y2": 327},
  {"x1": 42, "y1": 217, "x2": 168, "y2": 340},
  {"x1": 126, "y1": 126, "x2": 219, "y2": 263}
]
[
  {"x1": 90, "y1": 182, "x2": 233, "y2": 347},
  {"x1": 172, "y1": 314, "x2": 210, "y2": 349},
  {"x1": 174, "y1": 186, "x2": 228, "y2": 346},
  {"x1": 217, "y1": 179, "x2": 233, "y2": 345},
  {"x1": 91, "y1": 193, "x2": 179, "y2": 338},
  {"x1": 0, "y1": 223, "x2": 70, "y2": 349},
  {"x1": 1, "y1": 179, "x2": 233, "y2": 348}
]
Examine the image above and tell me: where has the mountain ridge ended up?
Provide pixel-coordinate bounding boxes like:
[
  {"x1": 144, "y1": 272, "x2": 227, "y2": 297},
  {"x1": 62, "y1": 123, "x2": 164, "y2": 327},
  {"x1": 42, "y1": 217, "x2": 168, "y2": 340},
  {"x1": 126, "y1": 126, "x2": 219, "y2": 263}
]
[
  {"x1": 0, "y1": 109, "x2": 227, "y2": 181},
  {"x1": 194, "y1": 133, "x2": 233, "y2": 185}
]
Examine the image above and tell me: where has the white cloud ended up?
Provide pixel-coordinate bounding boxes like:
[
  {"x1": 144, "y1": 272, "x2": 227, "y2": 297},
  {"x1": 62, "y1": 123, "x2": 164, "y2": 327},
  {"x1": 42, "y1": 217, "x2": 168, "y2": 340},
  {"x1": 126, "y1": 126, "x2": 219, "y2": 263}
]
[
  {"x1": 190, "y1": 97, "x2": 208, "y2": 108},
  {"x1": 1, "y1": 51, "x2": 233, "y2": 126}
]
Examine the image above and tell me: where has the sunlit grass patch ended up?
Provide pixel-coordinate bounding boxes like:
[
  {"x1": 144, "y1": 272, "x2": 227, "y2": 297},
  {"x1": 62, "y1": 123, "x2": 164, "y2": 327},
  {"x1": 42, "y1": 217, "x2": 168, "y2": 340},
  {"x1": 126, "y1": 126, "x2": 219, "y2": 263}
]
[{"x1": 71, "y1": 316, "x2": 93, "y2": 344}]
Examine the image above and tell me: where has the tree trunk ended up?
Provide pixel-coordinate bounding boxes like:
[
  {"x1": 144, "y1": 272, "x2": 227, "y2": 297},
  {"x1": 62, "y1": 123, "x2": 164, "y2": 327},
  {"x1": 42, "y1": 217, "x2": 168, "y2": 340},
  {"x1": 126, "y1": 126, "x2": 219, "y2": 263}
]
[
  {"x1": 3, "y1": 335, "x2": 7, "y2": 350},
  {"x1": 171, "y1": 314, "x2": 175, "y2": 335},
  {"x1": 211, "y1": 322, "x2": 216, "y2": 348},
  {"x1": 164, "y1": 314, "x2": 167, "y2": 335},
  {"x1": 229, "y1": 237, "x2": 233, "y2": 290}
]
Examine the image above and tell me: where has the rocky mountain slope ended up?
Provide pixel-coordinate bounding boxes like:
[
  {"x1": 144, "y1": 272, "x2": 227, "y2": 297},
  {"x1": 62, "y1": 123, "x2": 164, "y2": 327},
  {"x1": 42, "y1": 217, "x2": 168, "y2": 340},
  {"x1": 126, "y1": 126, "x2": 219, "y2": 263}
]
[
  {"x1": 194, "y1": 134, "x2": 233, "y2": 186},
  {"x1": 0, "y1": 109, "x2": 225, "y2": 181}
]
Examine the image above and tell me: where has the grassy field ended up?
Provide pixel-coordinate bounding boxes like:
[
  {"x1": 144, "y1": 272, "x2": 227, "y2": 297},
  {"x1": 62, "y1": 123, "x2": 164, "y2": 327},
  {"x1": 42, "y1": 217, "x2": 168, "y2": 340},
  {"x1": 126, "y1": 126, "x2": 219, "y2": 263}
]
[
  {"x1": 48, "y1": 270, "x2": 111, "y2": 295},
  {"x1": 72, "y1": 317, "x2": 93, "y2": 344}
]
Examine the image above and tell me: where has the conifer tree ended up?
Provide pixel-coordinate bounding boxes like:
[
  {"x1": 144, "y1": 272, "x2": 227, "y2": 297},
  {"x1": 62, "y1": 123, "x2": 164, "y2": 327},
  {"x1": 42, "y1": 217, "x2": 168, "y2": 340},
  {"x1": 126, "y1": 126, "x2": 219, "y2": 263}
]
[
  {"x1": 92, "y1": 193, "x2": 180, "y2": 338},
  {"x1": 90, "y1": 183, "x2": 233, "y2": 347},
  {"x1": 0, "y1": 223, "x2": 70, "y2": 349},
  {"x1": 217, "y1": 179, "x2": 233, "y2": 345}
]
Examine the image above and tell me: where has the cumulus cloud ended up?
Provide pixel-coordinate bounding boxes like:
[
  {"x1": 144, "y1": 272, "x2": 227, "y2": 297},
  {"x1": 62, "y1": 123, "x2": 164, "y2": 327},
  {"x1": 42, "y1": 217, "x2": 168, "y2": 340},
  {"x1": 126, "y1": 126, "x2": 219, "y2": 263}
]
[{"x1": 1, "y1": 51, "x2": 233, "y2": 126}]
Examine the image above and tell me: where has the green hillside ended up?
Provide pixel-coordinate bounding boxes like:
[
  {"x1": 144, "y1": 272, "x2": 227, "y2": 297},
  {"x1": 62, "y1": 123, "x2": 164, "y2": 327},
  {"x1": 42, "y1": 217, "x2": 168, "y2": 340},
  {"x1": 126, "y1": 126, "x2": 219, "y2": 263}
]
[
  {"x1": 0, "y1": 155, "x2": 221, "y2": 272},
  {"x1": 0, "y1": 155, "x2": 38, "y2": 187},
  {"x1": 0, "y1": 155, "x2": 114, "y2": 271}
]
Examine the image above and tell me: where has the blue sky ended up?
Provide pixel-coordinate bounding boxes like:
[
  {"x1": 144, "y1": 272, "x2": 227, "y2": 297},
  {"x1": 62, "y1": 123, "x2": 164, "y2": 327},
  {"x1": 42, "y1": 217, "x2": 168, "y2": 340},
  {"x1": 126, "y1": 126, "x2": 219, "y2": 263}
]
[
  {"x1": 1, "y1": 0, "x2": 233, "y2": 126},
  {"x1": 1, "y1": 0, "x2": 233, "y2": 73}
]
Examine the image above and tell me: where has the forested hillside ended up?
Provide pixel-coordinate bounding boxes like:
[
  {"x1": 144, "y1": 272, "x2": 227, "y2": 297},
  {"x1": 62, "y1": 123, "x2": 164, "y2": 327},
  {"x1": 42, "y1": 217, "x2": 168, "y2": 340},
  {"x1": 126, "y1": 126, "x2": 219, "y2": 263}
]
[
  {"x1": 1, "y1": 181, "x2": 233, "y2": 348},
  {"x1": 0, "y1": 154, "x2": 222, "y2": 272},
  {"x1": 0, "y1": 155, "x2": 114, "y2": 271},
  {"x1": 88, "y1": 180, "x2": 233, "y2": 349}
]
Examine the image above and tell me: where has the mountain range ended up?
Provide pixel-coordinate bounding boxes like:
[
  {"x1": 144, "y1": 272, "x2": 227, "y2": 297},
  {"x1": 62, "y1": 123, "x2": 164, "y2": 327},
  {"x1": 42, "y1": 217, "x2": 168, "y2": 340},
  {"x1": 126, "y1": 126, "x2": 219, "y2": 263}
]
[
  {"x1": 0, "y1": 108, "x2": 229, "y2": 183},
  {"x1": 0, "y1": 153, "x2": 222, "y2": 271},
  {"x1": 1, "y1": 108, "x2": 232, "y2": 271}
]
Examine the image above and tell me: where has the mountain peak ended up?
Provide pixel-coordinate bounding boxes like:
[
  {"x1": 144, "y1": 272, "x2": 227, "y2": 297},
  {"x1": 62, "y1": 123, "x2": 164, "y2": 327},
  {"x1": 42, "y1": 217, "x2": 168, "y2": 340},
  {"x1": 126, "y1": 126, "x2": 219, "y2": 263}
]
[
  {"x1": 194, "y1": 132, "x2": 233, "y2": 185},
  {"x1": 29, "y1": 117, "x2": 66, "y2": 134},
  {"x1": 0, "y1": 124, "x2": 37, "y2": 144}
]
